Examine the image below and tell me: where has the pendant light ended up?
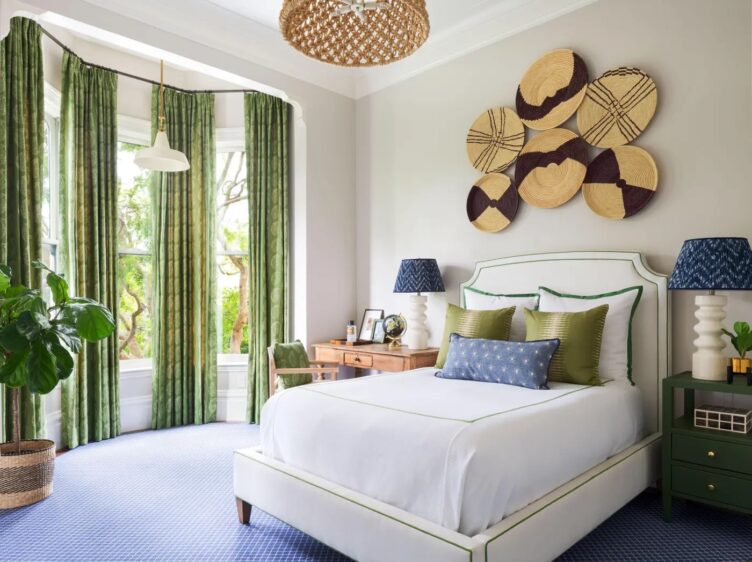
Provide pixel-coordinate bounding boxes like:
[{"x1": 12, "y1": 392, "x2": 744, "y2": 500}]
[{"x1": 134, "y1": 60, "x2": 190, "y2": 172}]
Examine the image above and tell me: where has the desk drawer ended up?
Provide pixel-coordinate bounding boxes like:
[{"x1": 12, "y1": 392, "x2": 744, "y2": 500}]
[
  {"x1": 673, "y1": 433, "x2": 752, "y2": 476},
  {"x1": 315, "y1": 347, "x2": 343, "y2": 363},
  {"x1": 344, "y1": 352, "x2": 373, "y2": 368},
  {"x1": 372, "y1": 354, "x2": 408, "y2": 372},
  {"x1": 672, "y1": 464, "x2": 752, "y2": 511}
]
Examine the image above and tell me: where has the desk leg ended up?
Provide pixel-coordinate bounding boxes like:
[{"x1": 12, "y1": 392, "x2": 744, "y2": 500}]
[{"x1": 662, "y1": 384, "x2": 673, "y2": 522}]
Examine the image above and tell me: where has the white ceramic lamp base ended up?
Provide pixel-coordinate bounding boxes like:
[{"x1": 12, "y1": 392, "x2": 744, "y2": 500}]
[
  {"x1": 404, "y1": 294, "x2": 429, "y2": 350},
  {"x1": 692, "y1": 294, "x2": 728, "y2": 381}
]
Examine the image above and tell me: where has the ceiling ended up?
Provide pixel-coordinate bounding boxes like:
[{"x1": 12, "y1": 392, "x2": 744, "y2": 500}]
[
  {"x1": 70, "y1": 0, "x2": 597, "y2": 99},
  {"x1": 205, "y1": 0, "x2": 527, "y2": 36}
]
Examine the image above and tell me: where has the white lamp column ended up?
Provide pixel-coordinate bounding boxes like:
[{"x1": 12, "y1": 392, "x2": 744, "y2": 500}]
[
  {"x1": 404, "y1": 293, "x2": 429, "y2": 350},
  {"x1": 692, "y1": 293, "x2": 728, "y2": 381}
]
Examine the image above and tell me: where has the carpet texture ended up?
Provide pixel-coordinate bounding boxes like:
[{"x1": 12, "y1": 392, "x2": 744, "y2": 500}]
[{"x1": 0, "y1": 423, "x2": 749, "y2": 561}]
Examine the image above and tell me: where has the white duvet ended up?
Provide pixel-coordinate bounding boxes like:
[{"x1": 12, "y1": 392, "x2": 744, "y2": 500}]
[{"x1": 260, "y1": 369, "x2": 643, "y2": 536}]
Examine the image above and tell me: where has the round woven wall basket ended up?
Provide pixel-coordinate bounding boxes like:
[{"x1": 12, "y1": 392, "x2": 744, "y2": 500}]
[
  {"x1": 466, "y1": 107, "x2": 525, "y2": 174},
  {"x1": 0, "y1": 439, "x2": 55, "y2": 509},
  {"x1": 516, "y1": 49, "x2": 589, "y2": 130},
  {"x1": 582, "y1": 145, "x2": 658, "y2": 220},
  {"x1": 466, "y1": 173, "x2": 519, "y2": 233},
  {"x1": 515, "y1": 128, "x2": 588, "y2": 208},
  {"x1": 577, "y1": 67, "x2": 657, "y2": 148}
]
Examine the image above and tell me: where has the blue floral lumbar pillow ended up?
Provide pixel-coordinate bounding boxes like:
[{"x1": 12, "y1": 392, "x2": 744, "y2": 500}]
[{"x1": 436, "y1": 333, "x2": 560, "y2": 390}]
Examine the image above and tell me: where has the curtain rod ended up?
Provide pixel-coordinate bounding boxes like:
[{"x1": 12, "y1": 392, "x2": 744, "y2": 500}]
[{"x1": 39, "y1": 26, "x2": 258, "y2": 95}]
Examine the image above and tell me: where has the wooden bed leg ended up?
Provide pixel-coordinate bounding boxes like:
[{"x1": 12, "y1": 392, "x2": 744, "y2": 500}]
[{"x1": 236, "y1": 497, "x2": 252, "y2": 525}]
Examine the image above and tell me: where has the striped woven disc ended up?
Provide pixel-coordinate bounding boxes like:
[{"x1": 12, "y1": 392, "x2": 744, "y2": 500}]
[
  {"x1": 516, "y1": 49, "x2": 589, "y2": 130},
  {"x1": 466, "y1": 107, "x2": 525, "y2": 173},
  {"x1": 466, "y1": 173, "x2": 518, "y2": 233},
  {"x1": 583, "y1": 146, "x2": 658, "y2": 219},
  {"x1": 515, "y1": 128, "x2": 588, "y2": 208},
  {"x1": 577, "y1": 67, "x2": 657, "y2": 148}
]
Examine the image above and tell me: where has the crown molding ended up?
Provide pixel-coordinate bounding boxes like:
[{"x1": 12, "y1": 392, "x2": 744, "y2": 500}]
[{"x1": 29, "y1": 0, "x2": 597, "y2": 100}]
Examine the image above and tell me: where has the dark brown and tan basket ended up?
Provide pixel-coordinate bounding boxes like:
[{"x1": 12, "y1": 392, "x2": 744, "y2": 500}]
[{"x1": 0, "y1": 440, "x2": 55, "y2": 509}]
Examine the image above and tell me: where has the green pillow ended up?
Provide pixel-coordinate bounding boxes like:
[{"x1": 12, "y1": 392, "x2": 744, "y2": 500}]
[
  {"x1": 273, "y1": 340, "x2": 312, "y2": 390},
  {"x1": 435, "y1": 305, "x2": 515, "y2": 368},
  {"x1": 524, "y1": 305, "x2": 609, "y2": 386}
]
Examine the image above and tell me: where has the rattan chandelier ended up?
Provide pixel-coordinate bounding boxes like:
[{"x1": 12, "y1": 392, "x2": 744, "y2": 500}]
[{"x1": 279, "y1": 0, "x2": 430, "y2": 67}]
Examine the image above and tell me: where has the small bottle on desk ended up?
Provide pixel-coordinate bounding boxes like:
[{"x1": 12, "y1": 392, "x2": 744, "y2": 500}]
[{"x1": 346, "y1": 320, "x2": 357, "y2": 343}]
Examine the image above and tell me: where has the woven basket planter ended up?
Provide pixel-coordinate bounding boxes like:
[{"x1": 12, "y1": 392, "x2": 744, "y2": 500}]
[{"x1": 0, "y1": 439, "x2": 55, "y2": 509}]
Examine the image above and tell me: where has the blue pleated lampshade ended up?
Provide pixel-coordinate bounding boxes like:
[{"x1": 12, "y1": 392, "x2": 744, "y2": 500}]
[
  {"x1": 669, "y1": 237, "x2": 752, "y2": 290},
  {"x1": 393, "y1": 259, "x2": 445, "y2": 294}
]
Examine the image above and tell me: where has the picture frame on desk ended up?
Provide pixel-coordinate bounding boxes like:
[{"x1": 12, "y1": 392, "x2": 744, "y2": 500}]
[
  {"x1": 359, "y1": 309, "x2": 384, "y2": 342},
  {"x1": 372, "y1": 319, "x2": 386, "y2": 344}
]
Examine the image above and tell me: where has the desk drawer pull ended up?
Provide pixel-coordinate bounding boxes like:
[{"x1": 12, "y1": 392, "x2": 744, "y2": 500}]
[
  {"x1": 707, "y1": 450, "x2": 716, "y2": 458},
  {"x1": 707, "y1": 483, "x2": 716, "y2": 492}
]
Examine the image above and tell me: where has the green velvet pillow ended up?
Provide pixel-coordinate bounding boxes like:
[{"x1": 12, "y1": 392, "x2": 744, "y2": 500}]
[
  {"x1": 273, "y1": 341, "x2": 312, "y2": 390},
  {"x1": 524, "y1": 305, "x2": 609, "y2": 386},
  {"x1": 435, "y1": 305, "x2": 515, "y2": 368}
]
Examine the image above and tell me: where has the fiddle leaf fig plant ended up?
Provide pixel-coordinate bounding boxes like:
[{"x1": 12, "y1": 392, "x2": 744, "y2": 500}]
[
  {"x1": 723, "y1": 321, "x2": 752, "y2": 359},
  {"x1": 0, "y1": 261, "x2": 115, "y2": 454}
]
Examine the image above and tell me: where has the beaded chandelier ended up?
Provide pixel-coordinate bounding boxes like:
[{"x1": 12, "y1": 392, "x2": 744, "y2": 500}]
[{"x1": 279, "y1": 0, "x2": 430, "y2": 67}]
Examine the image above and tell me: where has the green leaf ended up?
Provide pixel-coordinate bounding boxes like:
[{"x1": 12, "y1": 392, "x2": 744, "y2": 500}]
[
  {"x1": 722, "y1": 329, "x2": 734, "y2": 338},
  {"x1": 46, "y1": 271, "x2": 69, "y2": 305},
  {"x1": 0, "y1": 325, "x2": 31, "y2": 353},
  {"x1": 16, "y1": 311, "x2": 51, "y2": 340},
  {"x1": 26, "y1": 340, "x2": 58, "y2": 394},
  {"x1": 50, "y1": 343, "x2": 74, "y2": 380},
  {"x1": 51, "y1": 324, "x2": 82, "y2": 353},
  {"x1": 734, "y1": 321, "x2": 751, "y2": 336},
  {"x1": 62, "y1": 302, "x2": 116, "y2": 341},
  {"x1": 0, "y1": 265, "x2": 10, "y2": 294},
  {"x1": 0, "y1": 351, "x2": 29, "y2": 387},
  {"x1": 32, "y1": 260, "x2": 53, "y2": 274}
]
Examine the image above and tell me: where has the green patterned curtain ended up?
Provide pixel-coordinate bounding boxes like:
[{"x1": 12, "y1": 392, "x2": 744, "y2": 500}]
[
  {"x1": 245, "y1": 93, "x2": 290, "y2": 424},
  {"x1": 59, "y1": 52, "x2": 120, "y2": 449},
  {"x1": 151, "y1": 87, "x2": 217, "y2": 429},
  {"x1": 0, "y1": 17, "x2": 45, "y2": 442}
]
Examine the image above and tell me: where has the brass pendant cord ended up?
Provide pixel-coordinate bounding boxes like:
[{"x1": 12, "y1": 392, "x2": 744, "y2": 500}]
[{"x1": 39, "y1": 25, "x2": 258, "y2": 95}]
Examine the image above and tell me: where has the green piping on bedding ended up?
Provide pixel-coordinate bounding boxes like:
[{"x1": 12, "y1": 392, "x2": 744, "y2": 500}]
[{"x1": 298, "y1": 381, "x2": 612, "y2": 424}]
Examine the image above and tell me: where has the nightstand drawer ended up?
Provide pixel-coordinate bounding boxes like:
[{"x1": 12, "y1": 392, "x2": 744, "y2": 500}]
[
  {"x1": 344, "y1": 352, "x2": 373, "y2": 368},
  {"x1": 672, "y1": 465, "x2": 752, "y2": 511},
  {"x1": 673, "y1": 434, "x2": 752, "y2": 476}
]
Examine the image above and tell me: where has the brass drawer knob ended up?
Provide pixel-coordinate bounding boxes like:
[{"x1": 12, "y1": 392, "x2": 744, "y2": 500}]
[
  {"x1": 707, "y1": 450, "x2": 716, "y2": 458},
  {"x1": 707, "y1": 483, "x2": 716, "y2": 492}
]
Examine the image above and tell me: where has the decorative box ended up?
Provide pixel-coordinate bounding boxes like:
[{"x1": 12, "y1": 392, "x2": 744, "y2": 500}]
[{"x1": 694, "y1": 404, "x2": 752, "y2": 434}]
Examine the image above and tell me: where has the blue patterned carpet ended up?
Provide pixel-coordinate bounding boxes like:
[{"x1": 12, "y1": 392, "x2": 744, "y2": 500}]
[{"x1": 0, "y1": 423, "x2": 750, "y2": 561}]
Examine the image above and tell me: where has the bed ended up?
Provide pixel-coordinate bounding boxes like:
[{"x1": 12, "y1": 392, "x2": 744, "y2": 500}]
[{"x1": 234, "y1": 251, "x2": 670, "y2": 562}]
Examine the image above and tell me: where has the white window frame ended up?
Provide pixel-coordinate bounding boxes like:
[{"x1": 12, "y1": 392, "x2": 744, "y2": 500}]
[
  {"x1": 216, "y1": 131, "x2": 249, "y2": 365},
  {"x1": 42, "y1": 113, "x2": 60, "y2": 276}
]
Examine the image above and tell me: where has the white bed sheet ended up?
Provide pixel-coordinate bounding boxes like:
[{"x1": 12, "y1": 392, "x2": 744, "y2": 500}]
[{"x1": 260, "y1": 369, "x2": 643, "y2": 536}]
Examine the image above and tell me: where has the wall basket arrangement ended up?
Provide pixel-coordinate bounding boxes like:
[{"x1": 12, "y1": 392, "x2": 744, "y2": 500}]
[{"x1": 465, "y1": 48, "x2": 659, "y2": 232}]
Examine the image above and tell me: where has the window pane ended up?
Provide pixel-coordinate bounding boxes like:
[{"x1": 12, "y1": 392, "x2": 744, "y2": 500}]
[
  {"x1": 118, "y1": 255, "x2": 153, "y2": 360},
  {"x1": 42, "y1": 120, "x2": 51, "y2": 239},
  {"x1": 40, "y1": 243, "x2": 57, "y2": 303},
  {"x1": 216, "y1": 151, "x2": 248, "y2": 253},
  {"x1": 118, "y1": 142, "x2": 151, "y2": 252},
  {"x1": 217, "y1": 255, "x2": 249, "y2": 354}
]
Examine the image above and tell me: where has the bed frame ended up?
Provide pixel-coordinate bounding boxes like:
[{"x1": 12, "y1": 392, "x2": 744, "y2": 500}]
[{"x1": 234, "y1": 251, "x2": 670, "y2": 562}]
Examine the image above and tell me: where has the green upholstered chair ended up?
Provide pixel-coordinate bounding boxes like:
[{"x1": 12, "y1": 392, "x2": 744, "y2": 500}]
[{"x1": 267, "y1": 341, "x2": 339, "y2": 397}]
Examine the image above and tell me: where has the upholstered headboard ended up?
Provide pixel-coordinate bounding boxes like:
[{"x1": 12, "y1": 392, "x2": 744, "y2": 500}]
[{"x1": 460, "y1": 252, "x2": 670, "y2": 434}]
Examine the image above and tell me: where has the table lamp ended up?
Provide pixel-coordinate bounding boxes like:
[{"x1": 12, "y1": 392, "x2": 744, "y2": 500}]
[
  {"x1": 393, "y1": 259, "x2": 445, "y2": 350},
  {"x1": 668, "y1": 237, "x2": 752, "y2": 380}
]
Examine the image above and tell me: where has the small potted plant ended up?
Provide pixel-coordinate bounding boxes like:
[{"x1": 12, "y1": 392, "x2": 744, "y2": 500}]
[
  {"x1": 0, "y1": 261, "x2": 115, "y2": 509},
  {"x1": 722, "y1": 321, "x2": 752, "y2": 374}
]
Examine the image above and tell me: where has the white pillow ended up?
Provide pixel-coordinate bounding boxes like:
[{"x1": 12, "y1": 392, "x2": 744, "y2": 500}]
[
  {"x1": 463, "y1": 288, "x2": 539, "y2": 341},
  {"x1": 537, "y1": 286, "x2": 642, "y2": 382}
]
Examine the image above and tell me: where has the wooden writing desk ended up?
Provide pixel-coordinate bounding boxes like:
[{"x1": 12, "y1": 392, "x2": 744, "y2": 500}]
[{"x1": 312, "y1": 342, "x2": 439, "y2": 373}]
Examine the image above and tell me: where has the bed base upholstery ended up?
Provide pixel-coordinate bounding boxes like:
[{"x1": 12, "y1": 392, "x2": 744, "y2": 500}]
[{"x1": 234, "y1": 434, "x2": 660, "y2": 562}]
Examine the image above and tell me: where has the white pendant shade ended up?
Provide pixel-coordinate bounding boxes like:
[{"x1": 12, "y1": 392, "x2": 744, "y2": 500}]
[{"x1": 134, "y1": 131, "x2": 190, "y2": 172}]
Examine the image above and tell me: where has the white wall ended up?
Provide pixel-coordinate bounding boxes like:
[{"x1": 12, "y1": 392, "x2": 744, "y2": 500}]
[{"x1": 356, "y1": 0, "x2": 752, "y2": 380}]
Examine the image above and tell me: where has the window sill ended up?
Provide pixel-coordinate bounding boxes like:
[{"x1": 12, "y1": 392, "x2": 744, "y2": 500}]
[{"x1": 119, "y1": 355, "x2": 248, "y2": 374}]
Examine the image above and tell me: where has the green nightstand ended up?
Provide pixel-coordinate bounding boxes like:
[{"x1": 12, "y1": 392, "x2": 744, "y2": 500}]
[{"x1": 662, "y1": 372, "x2": 752, "y2": 521}]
